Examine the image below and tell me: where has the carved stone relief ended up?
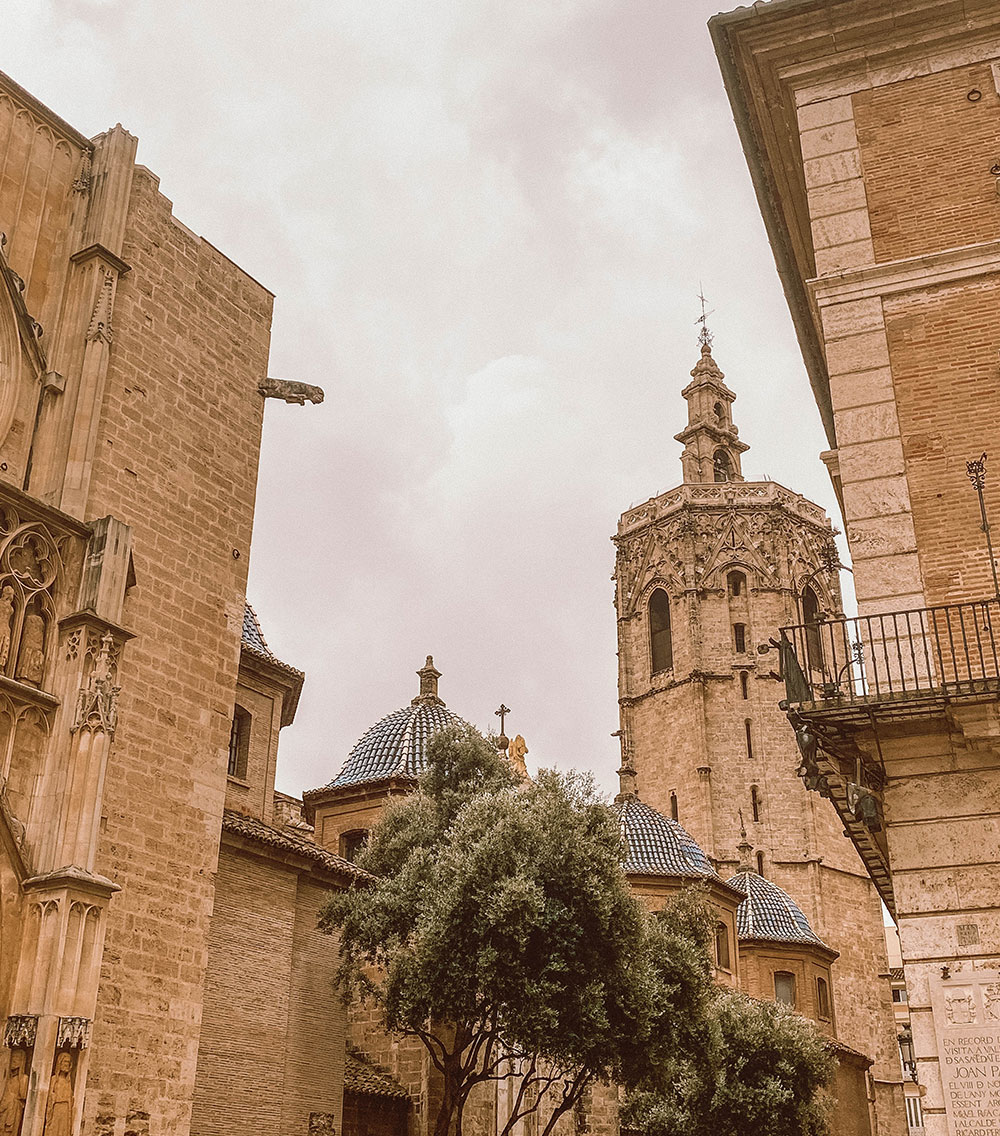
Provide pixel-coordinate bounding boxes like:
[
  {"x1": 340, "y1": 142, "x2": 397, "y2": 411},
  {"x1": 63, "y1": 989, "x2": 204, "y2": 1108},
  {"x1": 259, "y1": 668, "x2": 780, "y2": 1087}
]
[
  {"x1": 2, "y1": 1018, "x2": 36, "y2": 1050},
  {"x1": 42, "y1": 1051, "x2": 74, "y2": 1136},
  {"x1": 71, "y1": 631, "x2": 120, "y2": 739},
  {"x1": 0, "y1": 1048, "x2": 28, "y2": 1136}
]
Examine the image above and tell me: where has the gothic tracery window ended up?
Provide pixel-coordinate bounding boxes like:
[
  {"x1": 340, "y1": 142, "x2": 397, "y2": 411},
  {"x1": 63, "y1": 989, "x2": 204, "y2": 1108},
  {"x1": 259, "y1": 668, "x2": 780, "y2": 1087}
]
[{"x1": 649, "y1": 589, "x2": 673, "y2": 674}]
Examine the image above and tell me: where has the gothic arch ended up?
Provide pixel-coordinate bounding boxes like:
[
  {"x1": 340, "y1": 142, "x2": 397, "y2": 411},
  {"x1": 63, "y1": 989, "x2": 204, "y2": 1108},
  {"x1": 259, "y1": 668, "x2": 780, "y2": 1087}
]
[{"x1": 0, "y1": 268, "x2": 21, "y2": 453}]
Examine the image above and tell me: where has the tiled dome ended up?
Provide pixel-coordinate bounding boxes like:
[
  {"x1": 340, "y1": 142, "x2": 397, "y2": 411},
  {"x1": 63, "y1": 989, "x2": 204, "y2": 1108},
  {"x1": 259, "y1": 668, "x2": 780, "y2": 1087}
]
[
  {"x1": 613, "y1": 795, "x2": 722, "y2": 881},
  {"x1": 325, "y1": 657, "x2": 473, "y2": 790},
  {"x1": 726, "y1": 869, "x2": 829, "y2": 948}
]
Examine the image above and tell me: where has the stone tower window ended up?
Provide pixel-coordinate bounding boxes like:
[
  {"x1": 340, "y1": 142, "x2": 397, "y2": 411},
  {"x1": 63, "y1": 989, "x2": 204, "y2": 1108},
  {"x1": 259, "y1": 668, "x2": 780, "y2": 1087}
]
[
  {"x1": 340, "y1": 829, "x2": 369, "y2": 862},
  {"x1": 228, "y1": 705, "x2": 251, "y2": 780},
  {"x1": 714, "y1": 400, "x2": 726, "y2": 425},
  {"x1": 774, "y1": 971, "x2": 796, "y2": 1007},
  {"x1": 733, "y1": 623, "x2": 746, "y2": 653},
  {"x1": 750, "y1": 784, "x2": 760, "y2": 823},
  {"x1": 727, "y1": 570, "x2": 746, "y2": 597},
  {"x1": 670, "y1": 791, "x2": 678, "y2": 820},
  {"x1": 756, "y1": 851, "x2": 765, "y2": 875},
  {"x1": 817, "y1": 976, "x2": 831, "y2": 1019},
  {"x1": 649, "y1": 589, "x2": 673, "y2": 674},
  {"x1": 740, "y1": 671, "x2": 749, "y2": 699},
  {"x1": 715, "y1": 923, "x2": 731, "y2": 971},
  {"x1": 713, "y1": 449, "x2": 733, "y2": 482},
  {"x1": 744, "y1": 718, "x2": 753, "y2": 759}
]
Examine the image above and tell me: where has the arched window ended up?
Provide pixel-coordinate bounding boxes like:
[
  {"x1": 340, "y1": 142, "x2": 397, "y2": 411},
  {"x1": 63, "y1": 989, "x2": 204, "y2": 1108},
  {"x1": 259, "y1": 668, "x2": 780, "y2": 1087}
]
[
  {"x1": 340, "y1": 829, "x2": 369, "y2": 862},
  {"x1": 802, "y1": 584, "x2": 824, "y2": 670},
  {"x1": 714, "y1": 449, "x2": 733, "y2": 482},
  {"x1": 727, "y1": 570, "x2": 746, "y2": 597},
  {"x1": 649, "y1": 589, "x2": 673, "y2": 674},
  {"x1": 744, "y1": 718, "x2": 753, "y2": 759},
  {"x1": 714, "y1": 401, "x2": 726, "y2": 425},
  {"x1": 733, "y1": 623, "x2": 747, "y2": 653},
  {"x1": 750, "y1": 784, "x2": 760, "y2": 823},
  {"x1": 715, "y1": 923, "x2": 731, "y2": 971},
  {"x1": 670, "y1": 791, "x2": 678, "y2": 821},
  {"x1": 817, "y1": 976, "x2": 831, "y2": 1019},
  {"x1": 228, "y1": 705, "x2": 251, "y2": 780},
  {"x1": 756, "y1": 851, "x2": 765, "y2": 875},
  {"x1": 740, "y1": 671, "x2": 749, "y2": 699},
  {"x1": 774, "y1": 971, "x2": 796, "y2": 1007}
]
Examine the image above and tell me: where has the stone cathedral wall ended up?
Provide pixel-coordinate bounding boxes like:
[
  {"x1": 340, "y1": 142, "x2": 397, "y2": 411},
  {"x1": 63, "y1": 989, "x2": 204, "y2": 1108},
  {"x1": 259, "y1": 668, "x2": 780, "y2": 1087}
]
[{"x1": 79, "y1": 167, "x2": 272, "y2": 1132}]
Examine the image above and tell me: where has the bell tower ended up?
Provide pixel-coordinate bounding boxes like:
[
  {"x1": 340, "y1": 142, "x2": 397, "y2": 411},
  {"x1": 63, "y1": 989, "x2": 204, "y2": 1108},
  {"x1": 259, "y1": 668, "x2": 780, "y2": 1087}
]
[{"x1": 612, "y1": 334, "x2": 901, "y2": 1126}]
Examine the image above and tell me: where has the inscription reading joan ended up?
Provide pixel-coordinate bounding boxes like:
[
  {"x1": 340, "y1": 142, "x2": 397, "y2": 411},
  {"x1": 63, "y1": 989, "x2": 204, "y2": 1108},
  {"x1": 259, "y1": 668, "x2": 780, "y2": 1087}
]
[{"x1": 934, "y1": 978, "x2": 1000, "y2": 1136}]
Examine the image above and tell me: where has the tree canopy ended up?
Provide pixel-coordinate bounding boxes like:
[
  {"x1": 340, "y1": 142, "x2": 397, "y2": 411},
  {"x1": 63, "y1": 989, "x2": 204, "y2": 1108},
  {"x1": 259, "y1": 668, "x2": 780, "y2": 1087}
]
[{"x1": 321, "y1": 724, "x2": 833, "y2": 1136}]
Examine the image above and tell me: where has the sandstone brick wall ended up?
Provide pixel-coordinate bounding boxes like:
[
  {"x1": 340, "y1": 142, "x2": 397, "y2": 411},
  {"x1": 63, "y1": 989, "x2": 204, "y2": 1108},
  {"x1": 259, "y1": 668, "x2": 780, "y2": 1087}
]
[
  {"x1": 853, "y1": 64, "x2": 1000, "y2": 265},
  {"x1": 81, "y1": 165, "x2": 272, "y2": 1133},
  {"x1": 882, "y1": 276, "x2": 1000, "y2": 606},
  {"x1": 191, "y1": 846, "x2": 346, "y2": 1136},
  {"x1": 191, "y1": 847, "x2": 296, "y2": 1135}
]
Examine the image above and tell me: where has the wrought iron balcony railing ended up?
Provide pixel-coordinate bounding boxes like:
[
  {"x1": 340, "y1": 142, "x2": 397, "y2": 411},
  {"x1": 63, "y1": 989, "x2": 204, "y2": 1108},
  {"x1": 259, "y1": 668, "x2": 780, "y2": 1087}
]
[{"x1": 778, "y1": 599, "x2": 1000, "y2": 712}]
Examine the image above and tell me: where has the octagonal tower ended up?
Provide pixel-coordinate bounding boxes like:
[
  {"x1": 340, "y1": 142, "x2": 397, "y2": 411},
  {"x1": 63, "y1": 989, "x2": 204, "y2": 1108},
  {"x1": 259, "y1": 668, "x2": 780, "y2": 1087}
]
[{"x1": 612, "y1": 338, "x2": 903, "y2": 1132}]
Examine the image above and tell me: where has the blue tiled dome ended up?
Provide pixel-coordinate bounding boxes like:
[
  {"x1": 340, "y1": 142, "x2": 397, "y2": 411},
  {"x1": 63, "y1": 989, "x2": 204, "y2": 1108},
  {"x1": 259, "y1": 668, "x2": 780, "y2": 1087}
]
[
  {"x1": 613, "y1": 796, "x2": 722, "y2": 880},
  {"x1": 726, "y1": 870, "x2": 829, "y2": 948},
  {"x1": 325, "y1": 657, "x2": 474, "y2": 790},
  {"x1": 327, "y1": 701, "x2": 469, "y2": 789}
]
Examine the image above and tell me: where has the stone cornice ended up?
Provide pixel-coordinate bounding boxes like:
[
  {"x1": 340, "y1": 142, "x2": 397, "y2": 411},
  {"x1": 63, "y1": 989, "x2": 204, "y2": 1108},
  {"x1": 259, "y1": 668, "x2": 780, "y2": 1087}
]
[
  {"x1": 23, "y1": 865, "x2": 120, "y2": 899},
  {"x1": 809, "y1": 240, "x2": 1000, "y2": 307},
  {"x1": 616, "y1": 479, "x2": 829, "y2": 539}
]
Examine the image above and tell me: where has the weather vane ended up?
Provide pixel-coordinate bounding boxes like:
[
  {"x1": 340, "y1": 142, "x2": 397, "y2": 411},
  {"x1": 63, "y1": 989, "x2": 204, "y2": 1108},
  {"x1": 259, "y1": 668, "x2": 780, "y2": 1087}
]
[{"x1": 695, "y1": 284, "x2": 715, "y2": 349}]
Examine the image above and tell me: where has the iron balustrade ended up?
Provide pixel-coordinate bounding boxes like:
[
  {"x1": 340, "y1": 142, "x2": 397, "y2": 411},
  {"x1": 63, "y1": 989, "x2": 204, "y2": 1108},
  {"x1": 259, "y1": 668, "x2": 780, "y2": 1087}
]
[{"x1": 779, "y1": 599, "x2": 1000, "y2": 707}]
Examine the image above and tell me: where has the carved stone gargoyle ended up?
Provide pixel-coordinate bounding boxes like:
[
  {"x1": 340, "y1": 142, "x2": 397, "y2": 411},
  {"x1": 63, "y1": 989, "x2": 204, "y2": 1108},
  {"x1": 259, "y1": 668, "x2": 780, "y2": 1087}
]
[{"x1": 258, "y1": 378, "x2": 325, "y2": 405}]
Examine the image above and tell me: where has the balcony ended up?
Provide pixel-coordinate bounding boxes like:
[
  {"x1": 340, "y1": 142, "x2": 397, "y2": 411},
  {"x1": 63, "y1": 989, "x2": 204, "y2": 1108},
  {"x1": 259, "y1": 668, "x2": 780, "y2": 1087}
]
[
  {"x1": 775, "y1": 599, "x2": 1000, "y2": 916},
  {"x1": 778, "y1": 598, "x2": 1000, "y2": 722}
]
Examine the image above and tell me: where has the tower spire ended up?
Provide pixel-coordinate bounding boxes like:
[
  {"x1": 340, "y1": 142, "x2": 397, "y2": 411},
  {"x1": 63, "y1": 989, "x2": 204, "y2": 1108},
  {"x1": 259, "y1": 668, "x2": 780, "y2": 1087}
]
[
  {"x1": 737, "y1": 810, "x2": 754, "y2": 872},
  {"x1": 673, "y1": 295, "x2": 750, "y2": 485}
]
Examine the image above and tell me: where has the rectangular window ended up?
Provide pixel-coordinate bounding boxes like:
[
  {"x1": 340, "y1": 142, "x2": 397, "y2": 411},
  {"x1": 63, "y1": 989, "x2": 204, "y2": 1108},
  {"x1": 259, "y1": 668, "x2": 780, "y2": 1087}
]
[
  {"x1": 774, "y1": 971, "x2": 796, "y2": 1007},
  {"x1": 733, "y1": 623, "x2": 746, "y2": 653}
]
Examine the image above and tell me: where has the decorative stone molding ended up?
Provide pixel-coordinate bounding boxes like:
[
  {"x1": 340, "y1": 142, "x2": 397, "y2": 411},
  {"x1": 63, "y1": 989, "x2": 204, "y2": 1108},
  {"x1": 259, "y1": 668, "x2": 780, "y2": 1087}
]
[
  {"x1": 308, "y1": 1114, "x2": 337, "y2": 1135},
  {"x1": 4, "y1": 1015, "x2": 37, "y2": 1048},
  {"x1": 56, "y1": 1016, "x2": 91, "y2": 1049},
  {"x1": 71, "y1": 629, "x2": 121, "y2": 739}
]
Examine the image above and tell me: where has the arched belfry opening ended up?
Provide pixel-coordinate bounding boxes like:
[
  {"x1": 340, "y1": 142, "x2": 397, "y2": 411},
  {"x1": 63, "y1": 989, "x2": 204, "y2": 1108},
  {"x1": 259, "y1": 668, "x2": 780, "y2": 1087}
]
[
  {"x1": 648, "y1": 589, "x2": 673, "y2": 674},
  {"x1": 714, "y1": 449, "x2": 733, "y2": 483}
]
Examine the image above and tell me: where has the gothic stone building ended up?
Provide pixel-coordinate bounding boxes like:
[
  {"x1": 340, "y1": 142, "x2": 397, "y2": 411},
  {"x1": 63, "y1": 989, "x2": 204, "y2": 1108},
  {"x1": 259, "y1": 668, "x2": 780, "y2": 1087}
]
[
  {"x1": 0, "y1": 72, "x2": 358, "y2": 1136},
  {"x1": 711, "y1": 1, "x2": 1000, "y2": 1133},
  {"x1": 612, "y1": 340, "x2": 905, "y2": 1134}
]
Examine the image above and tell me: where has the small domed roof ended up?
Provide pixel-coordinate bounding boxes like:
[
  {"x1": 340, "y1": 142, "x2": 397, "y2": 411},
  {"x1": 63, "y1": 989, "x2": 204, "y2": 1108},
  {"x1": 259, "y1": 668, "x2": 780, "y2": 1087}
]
[
  {"x1": 325, "y1": 657, "x2": 473, "y2": 790},
  {"x1": 613, "y1": 795, "x2": 722, "y2": 881},
  {"x1": 726, "y1": 869, "x2": 830, "y2": 949}
]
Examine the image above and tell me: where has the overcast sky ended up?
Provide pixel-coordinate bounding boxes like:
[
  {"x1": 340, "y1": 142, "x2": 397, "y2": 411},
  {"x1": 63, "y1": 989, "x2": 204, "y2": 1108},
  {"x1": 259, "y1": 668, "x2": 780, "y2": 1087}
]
[{"x1": 7, "y1": 0, "x2": 842, "y2": 799}]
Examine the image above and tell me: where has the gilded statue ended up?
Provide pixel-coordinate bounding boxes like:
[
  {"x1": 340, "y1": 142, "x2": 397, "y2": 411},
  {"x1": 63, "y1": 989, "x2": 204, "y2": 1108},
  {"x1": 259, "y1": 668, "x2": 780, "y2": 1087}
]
[
  {"x1": 43, "y1": 1052, "x2": 73, "y2": 1136},
  {"x1": 509, "y1": 735, "x2": 529, "y2": 779},
  {"x1": 0, "y1": 586, "x2": 14, "y2": 670},
  {"x1": 0, "y1": 1052, "x2": 27, "y2": 1136},
  {"x1": 15, "y1": 606, "x2": 46, "y2": 687}
]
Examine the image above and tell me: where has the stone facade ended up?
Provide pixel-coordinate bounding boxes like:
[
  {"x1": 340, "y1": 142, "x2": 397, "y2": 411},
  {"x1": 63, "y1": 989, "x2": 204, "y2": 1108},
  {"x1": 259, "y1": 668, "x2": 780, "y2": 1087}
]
[
  {"x1": 0, "y1": 70, "x2": 352, "y2": 1136},
  {"x1": 613, "y1": 341, "x2": 902, "y2": 1133},
  {"x1": 711, "y1": 3, "x2": 1000, "y2": 1134}
]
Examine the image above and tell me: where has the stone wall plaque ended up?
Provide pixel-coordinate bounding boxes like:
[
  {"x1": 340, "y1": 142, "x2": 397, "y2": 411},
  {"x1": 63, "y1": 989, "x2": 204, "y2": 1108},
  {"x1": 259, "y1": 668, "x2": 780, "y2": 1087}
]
[{"x1": 931, "y1": 968, "x2": 1000, "y2": 1136}]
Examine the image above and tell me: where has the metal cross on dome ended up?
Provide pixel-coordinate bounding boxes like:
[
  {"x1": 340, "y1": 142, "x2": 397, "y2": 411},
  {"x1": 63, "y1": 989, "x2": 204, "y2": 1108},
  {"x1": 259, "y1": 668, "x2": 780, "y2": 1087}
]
[
  {"x1": 494, "y1": 704, "x2": 510, "y2": 735},
  {"x1": 695, "y1": 284, "x2": 715, "y2": 349}
]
